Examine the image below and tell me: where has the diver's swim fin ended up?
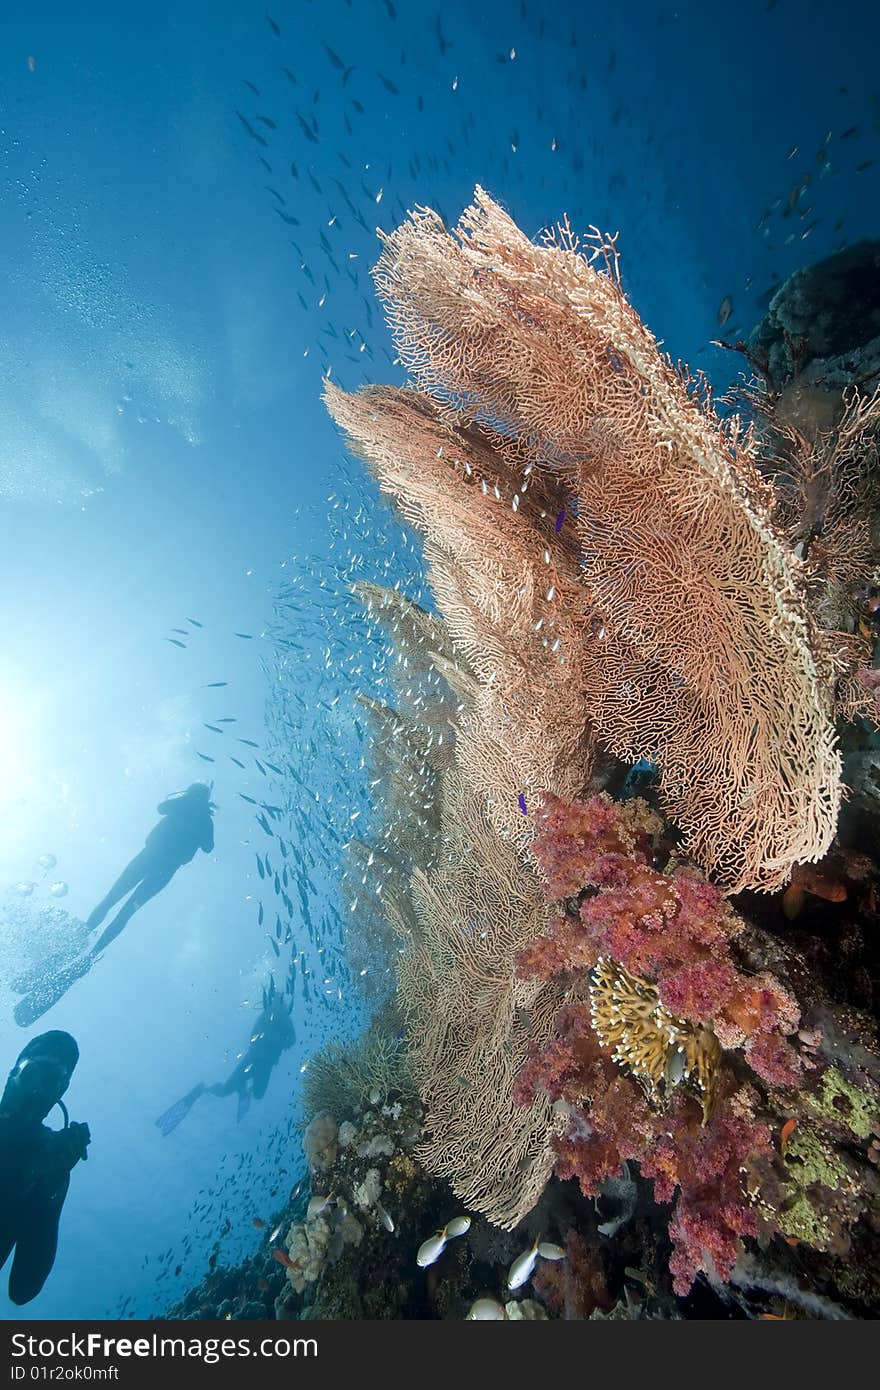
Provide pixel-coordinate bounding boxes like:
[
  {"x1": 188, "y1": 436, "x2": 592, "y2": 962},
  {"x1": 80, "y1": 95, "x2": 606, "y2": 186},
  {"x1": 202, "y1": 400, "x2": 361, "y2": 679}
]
[
  {"x1": 236, "y1": 1089, "x2": 251, "y2": 1123},
  {"x1": 13, "y1": 957, "x2": 91, "y2": 1027},
  {"x1": 11, "y1": 947, "x2": 76, "y2": 996},
  {"x1": 155, "y1": 1083, "x2": 206, "y2": 1137}
]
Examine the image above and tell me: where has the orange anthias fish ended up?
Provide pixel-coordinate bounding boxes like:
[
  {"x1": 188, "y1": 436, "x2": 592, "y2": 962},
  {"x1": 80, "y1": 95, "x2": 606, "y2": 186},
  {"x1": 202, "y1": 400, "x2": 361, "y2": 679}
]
[
  {"x1": 272, "y1": 1249, "x2": 293, "y2": 1268},
  {"x1": 780, "y1": 1117, "x2": 798, "y2": 1155}
]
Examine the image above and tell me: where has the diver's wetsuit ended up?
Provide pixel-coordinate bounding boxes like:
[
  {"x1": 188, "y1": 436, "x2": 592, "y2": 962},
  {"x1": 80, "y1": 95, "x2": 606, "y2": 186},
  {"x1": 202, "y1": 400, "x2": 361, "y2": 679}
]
[
  {"x1": 156, "y1": 1001, "x2": 295, "y2": 1134},
  {"x1": 0, "y1": 1121, "x2": 83, "y2": 1304},
  {"x1": 0, "y1": 1033, "x2": 89, "y2": 1305},
  {"x1": 86, "y1": 789, "x2": 215, "y2": 952}
]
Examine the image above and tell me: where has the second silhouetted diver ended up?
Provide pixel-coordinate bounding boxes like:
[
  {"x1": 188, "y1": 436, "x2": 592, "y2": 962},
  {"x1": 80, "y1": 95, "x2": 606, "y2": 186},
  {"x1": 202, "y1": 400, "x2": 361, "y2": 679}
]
[{"x1": 155, "y1": 991, "x2": 295, "y2": 1135}]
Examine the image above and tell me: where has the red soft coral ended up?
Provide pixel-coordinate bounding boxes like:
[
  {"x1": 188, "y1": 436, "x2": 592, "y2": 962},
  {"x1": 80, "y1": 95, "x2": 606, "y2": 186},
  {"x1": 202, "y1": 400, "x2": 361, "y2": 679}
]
[
  {"x1": 639, "y1": 1102, "x2": 771, "y2": 1291},
  {"x1": 668, "y1": 1200, "x2": 760, "y2": 1296},
  {"x1": 660, "y1": 958, "x2": 739, "y2": 1021},
  {"x1": 531, "y1": 790, "x2": 660, "y2": 899},
  {"x1": 515, "y1": 790, "x2": 798, "y2": 1295},
  {"x1": 742, "y1": 1031, "x2": 802, "y2": 1088},
  {"x1": 528, "y1": 792, "x2": 800, "y2": 1055}
]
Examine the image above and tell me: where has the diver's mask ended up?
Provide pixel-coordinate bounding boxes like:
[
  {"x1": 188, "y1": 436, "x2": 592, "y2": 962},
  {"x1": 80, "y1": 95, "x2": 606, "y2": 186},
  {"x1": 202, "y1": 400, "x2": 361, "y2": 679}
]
[{"x1": 5, "y1": 1054, "x2": 73, "y2": 1123}]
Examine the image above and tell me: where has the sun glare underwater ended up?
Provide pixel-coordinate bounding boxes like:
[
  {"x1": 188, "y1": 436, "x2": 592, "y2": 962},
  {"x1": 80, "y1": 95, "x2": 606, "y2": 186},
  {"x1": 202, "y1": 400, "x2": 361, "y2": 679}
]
[{"x1": 1, "y1": 0, "x2": 880, "y2": 1325}]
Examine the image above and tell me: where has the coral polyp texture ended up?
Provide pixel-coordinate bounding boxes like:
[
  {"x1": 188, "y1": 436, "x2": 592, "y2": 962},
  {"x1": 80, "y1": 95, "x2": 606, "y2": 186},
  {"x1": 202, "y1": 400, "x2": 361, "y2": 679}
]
[{"x1": 356, "y1": 186, "x2": 844, "y2": 893}]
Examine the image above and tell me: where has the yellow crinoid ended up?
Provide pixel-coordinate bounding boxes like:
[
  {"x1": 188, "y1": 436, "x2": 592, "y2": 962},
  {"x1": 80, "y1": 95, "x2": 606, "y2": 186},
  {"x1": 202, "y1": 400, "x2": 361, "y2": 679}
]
[{"x1": 589, "y1": 956, "x2": 721, "y2": 1122}]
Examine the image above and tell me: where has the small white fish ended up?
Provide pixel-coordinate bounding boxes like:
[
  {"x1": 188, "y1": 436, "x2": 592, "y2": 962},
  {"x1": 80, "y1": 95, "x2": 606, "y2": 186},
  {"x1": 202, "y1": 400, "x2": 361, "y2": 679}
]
[
  {"x1": 467, "y1": 1297, "x2": 506, "y2": 1320},
  {"x1": 507, "y1": 1235, "x2": 541, "y2": 1289},
  {"x1": 417, "y1": 1212, "x2": 471, "y2": 1266},
  {"x1": 416, "y1": 1231, "x2": 447, "y2": 1267},
  {"x1": 376, "y1": 1202, "x2": 395, "y2": 1233},
  {"x1": 664, "y1": 1045, "x2": 687, "y2": 1088},
  {"x1": 537, "y1": 1242, "x2": 565, "y2": 1261},
  {"x1": 444, "y1": 1215, "x2": 471, "y2": 1239},
  {"x1": 306, "y1": 1194, "x2": 334, "y2": 1220}
]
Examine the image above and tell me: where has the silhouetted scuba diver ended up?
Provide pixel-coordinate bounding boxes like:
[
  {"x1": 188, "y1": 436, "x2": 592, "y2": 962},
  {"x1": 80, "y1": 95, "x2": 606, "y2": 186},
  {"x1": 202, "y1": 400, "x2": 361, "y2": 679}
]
[
  {"x1": 86, "y1": 782, "x2": 216, "y2": 951},
  {"x1": 156, "y1": 994, "x2": 295, "y2": 1135},
  {"x1": 14, "y1": 785, "x2": 216, "y2": 1027},
  {"x1": 0, "y1": 1031, "x2": 90, "y2": 1305}
]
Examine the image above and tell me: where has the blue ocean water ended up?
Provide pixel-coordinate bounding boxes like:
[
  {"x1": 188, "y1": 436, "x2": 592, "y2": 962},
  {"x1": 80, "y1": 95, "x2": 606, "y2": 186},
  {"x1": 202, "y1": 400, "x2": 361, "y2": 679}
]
[{"x1": 0, "y1": 0, "x2": 876, "y2": 1320}]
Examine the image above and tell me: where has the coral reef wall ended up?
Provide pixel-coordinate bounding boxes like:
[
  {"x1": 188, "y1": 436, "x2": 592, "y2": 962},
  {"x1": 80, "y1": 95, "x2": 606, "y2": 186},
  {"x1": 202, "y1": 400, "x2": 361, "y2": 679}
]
[{"x1": 323, "y1": 187, "x2": 871, "y2": 1235}]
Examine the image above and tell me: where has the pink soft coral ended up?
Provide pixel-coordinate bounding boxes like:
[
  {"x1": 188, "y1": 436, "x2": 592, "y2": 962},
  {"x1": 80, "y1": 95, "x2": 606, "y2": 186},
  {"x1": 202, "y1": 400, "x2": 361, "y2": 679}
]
[
  {"x1": 531, "y1": 790, "x2": 661, "y2": 899},
  {"x1": 515, "y1": 1027, "x2": 773, "y2": 1292},
  {"x1": 526, "y1": 792, "x2": 800, "y2": 1059},
  {"x1": 514, "y1": 790, "x2": 801, "y2": 1294},
  {"x1": 647, "y1": 1106, "x2": 767, "y2": 1289}
]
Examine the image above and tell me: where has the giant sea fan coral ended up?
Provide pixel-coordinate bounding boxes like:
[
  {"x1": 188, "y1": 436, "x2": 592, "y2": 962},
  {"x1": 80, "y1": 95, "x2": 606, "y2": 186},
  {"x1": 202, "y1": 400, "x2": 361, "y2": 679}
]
[
  {"x1": 324, "y1": 382, "x2": 595, "y2": 847},
  {"x1": 302, "y1": 1028, "x2": 414, "y2": 1125},
  {"x1": 398, "y1": 766, "x2": 561, "y2": 1227},
  {"x1": 747, "y1": 381, "x2": 880, "y2": 725},
  {"x1": 765, "y1": 387, "x2": 880, "y2": 630},
  {"x1": 337, "y1": 582, "x2": 565, "y2": 1228},
  {"x1": 351, "y1": 186, "x2": 844, "y2": 892}
]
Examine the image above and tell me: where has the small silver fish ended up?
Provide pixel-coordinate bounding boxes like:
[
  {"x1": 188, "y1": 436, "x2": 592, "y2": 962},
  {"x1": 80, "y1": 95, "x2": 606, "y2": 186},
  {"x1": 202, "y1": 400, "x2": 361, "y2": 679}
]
[
  {"x1": 376, "y1": 1202, "x2": 395, "y2": 1233},
  {"x1": 416, "y1": 1213, "x2": 471, "y2": 1267},
  {"x1": 624, "y1": 1266, "x2": 656, "y2": 1295},
  {"x1": 416, "y1": 1231, "x2": 447, "y2": 1267},
  {"x1": 444, "y1": 1215, "x2": 471, "y2": 1239},
  {"x1": 664, "y1": 1045, "x2": 687, "y2": 1088},
  {"x1": 507, "y1": 1235, "x2": 541, "y2": 1289},
  {"x1": 537, "y1": 1242, "x2": 565, "y2": 1261},
  {"x1": 306, "y1": 1194, "x2": 334, "y2": 1220}
]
